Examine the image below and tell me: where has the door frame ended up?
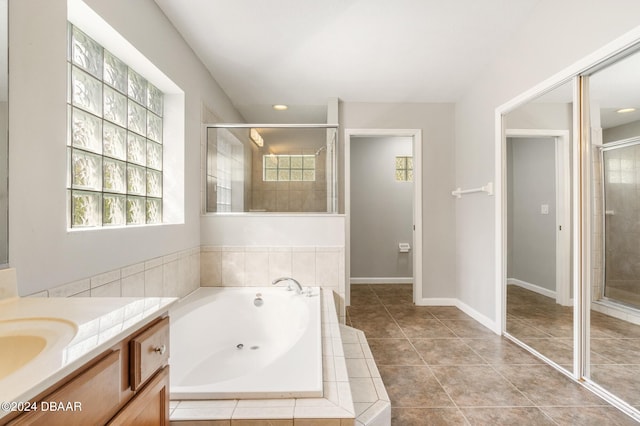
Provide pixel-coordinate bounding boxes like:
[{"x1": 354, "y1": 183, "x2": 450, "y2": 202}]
[
  {"x1": 344, "y1": 129, "x2": 423, "y2": 306},
  {"x1": 505, "y1": 129, "x2": 572, "y2": 307}
]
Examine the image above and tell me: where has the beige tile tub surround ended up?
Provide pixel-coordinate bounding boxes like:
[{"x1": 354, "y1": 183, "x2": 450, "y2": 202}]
[
  {"x1": 201, "y1": 246, "x2": 346, "y2": 322},
  {"x1": 171, "y1": 289, "x2": 355, "y2": 425},
  {"x1": 339, "y1": 325, "x2": 391, "y2": 426},
  {"x1": 0, "y1": 267, "x2": 17, "y2": 300},
  {"x1": 26, "y1": 247, "x2": 200, "y2": 299}
]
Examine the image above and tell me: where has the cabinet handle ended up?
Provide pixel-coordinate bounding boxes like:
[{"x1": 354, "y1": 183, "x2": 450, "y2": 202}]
[{"x1": 153, "y1": 344, "x2": 166, "y2": 355}]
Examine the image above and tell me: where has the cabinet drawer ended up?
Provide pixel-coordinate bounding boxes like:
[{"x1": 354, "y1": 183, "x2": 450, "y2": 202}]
[
  {"x1": 9, "y1": 350, "x2": 122, "y2": 426},
  {"x1": 130, "y1": 317, "x2": 169, "y2": 390}
]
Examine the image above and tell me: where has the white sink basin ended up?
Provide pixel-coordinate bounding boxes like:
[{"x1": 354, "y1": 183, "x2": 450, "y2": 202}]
[{"x1": 0, "y1": 318, "x2": 78, "y2": 380}]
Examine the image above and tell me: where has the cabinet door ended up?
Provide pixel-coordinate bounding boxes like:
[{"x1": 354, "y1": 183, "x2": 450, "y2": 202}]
[
  {"x1": 8, "y1": 350, "x2": 122, "y2": 426},
  {"x1": 108, "y1": 366, "x2": 169, "y2": 426}
]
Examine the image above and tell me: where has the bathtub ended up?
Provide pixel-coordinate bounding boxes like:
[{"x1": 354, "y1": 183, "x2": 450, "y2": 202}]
[{"x1": 169, "y1": 286, "x2": 322, "y2": 399}]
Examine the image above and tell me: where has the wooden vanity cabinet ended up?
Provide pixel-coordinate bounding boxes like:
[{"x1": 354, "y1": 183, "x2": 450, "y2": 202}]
[
  {"x1": 107, "y1": 366, "x2": 169, "y2": 426},
  {"x1": 3, "y1": 315, "x2": 170, "y2": 426}
]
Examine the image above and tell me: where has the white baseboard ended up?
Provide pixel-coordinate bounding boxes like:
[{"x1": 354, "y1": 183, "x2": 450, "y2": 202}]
[
  {"x1": 593, "y1": 299, "x2": 640, "y2": 325},
  {"x1": 455, "y1": 299, "x2": 500, "y2": 334},
  {"x1": 417, "y1": 297, "x2": 500, "y2": 335},
  {"x1": 508, "y1": 278, "x2": 556, "y2": 299},
  {"x1": 350, "y1": 277, "x2": 413, "y2": 284},
  {"x1": 415, "y1": 297, "x2": 457, "y2": 306}
]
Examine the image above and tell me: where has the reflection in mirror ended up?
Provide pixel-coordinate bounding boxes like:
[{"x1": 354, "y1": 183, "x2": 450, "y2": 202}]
[
  {"x1": 587, "y1": 47, "x2": 640, "y2": 408},
  {"x1": 503, "y1": 80, "x2": 574, "y2": 372},
  {"x1": 205, "y1": 126, "x2": 337, "y2": 213},
  {"x1": 0, "y1": 0, "x2": 7, "y2": 265}
]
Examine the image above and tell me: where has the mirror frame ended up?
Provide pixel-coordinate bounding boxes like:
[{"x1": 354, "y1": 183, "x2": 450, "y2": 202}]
[
  {"x1": 202, "y1": 123, "x2": 340, "y2": 215},
  {"x1": 495, "y1": 26, "x2": 640, "y2": 421},
  {"x1": 498, "y1": 76, "x2": 580, "y2": 377}
]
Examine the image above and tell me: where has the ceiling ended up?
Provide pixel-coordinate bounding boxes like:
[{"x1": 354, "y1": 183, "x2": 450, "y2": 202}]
[
  {"x1": 590, "y1": 49, "x2": 640, "y2": 129},
  {"x1": 154, "y1": 0, "x2": 541, "y2": 123}
]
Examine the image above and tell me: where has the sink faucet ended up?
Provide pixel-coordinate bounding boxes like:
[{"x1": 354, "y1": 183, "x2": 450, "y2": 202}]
[{"x1": 272, "y1": 277, "x2": 303, "y2": 294}]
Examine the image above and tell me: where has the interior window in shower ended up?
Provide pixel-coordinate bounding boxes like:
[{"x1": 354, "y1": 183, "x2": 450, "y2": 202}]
[
  {"x1": 263, "y1": 155, "x2": 316, "y2": 182},
  {"x1": 205, "y1": 128, "x2": 246, "y2": 213}
]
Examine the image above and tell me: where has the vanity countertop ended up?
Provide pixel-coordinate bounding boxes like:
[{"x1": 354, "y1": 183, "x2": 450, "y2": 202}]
[{"x1": 0, "y1": 296, "x2": 177, "y2": 416}]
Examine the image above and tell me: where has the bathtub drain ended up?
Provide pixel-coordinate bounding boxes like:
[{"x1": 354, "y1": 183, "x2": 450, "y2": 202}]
[{"x1": 236, "y1": 343, "x2": 244, "y2": 349}]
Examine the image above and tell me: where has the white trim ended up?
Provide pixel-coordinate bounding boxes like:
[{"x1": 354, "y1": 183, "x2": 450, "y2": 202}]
[
  {"x1": 350, "y1": 277, "x2": 413, "y2": 285},
  {"x1": 592, "y1": 300, "x2": 640, "y2": 326},
  {"x1": 418, "y1": 297, "x2": 499, "y2": 335},
  {"x1": 505, "y1": 129, "x2": 571, "y2": 307},
  {"x1": 456, "y1": 298, "x2": 500, "y2": 334},
  {"x1": 417, "y1": 297, "x2": 458, "y2": 306},
  {"x1": 507, "y1": 279, "x2": 556, "y2": 299},
  {"x1": 344, "y1": 129, "x2": 423, "y2": 307}
]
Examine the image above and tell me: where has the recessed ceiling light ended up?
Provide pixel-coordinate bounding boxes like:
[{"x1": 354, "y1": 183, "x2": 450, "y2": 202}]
[
  {"x1": 273, "y1": 104, "x2": 288, "y2": 111},
  {"x1": 617, "y1": 107, "x2": 636, "y2": 113}
]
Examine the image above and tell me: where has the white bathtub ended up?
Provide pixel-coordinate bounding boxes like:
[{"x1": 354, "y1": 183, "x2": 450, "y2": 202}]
[{"x1": 169, "y1": 286, "x2": 322, "y2": 399}]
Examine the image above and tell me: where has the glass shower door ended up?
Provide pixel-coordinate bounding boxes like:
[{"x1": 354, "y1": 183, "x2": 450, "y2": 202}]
[{"x1": 602, "y1": 141, "x2": 640, "y2": 308}]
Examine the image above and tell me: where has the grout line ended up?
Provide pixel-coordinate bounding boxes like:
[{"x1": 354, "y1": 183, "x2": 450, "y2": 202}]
[{"x1": 372, "y1": 289, "x2": 465, "y2": 418}]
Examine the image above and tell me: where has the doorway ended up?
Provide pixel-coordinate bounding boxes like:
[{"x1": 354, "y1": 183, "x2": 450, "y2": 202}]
[
  {"x1": 506, "y1": 129, "x2": 571, "y2": 307},
  {"x1": 345, "y1": 129, "x2": 423, "y2": 306}
]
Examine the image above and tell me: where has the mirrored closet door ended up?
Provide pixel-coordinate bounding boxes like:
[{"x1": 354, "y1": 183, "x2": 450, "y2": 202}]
[
  {"x1": 584, "y1": 47, "x2": 640, "y2": 409},
  {"x1": 503, "y1": 80, "x2": 575, "y2": 373},
  {"x1": 501, "y1": 40, "x2": 640, "y2": 422}
]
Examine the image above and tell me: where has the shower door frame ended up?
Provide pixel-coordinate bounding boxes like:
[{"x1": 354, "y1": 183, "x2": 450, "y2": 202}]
[{"x1": 597, "y1": 137, "x2": 640, "y2": 308}]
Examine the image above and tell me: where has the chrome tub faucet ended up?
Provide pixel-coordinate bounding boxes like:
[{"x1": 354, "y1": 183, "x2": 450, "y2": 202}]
[{"x1": 272, "y1": 277, "x2": 303, "y2": 294}]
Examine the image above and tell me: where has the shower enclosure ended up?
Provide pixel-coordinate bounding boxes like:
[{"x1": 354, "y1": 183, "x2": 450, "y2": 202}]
[
  {"x1": 598, "y1": 137, "x2": 640, "y2": 308},
  {"x1": 204, "y1": 124, "x2": 338, "y2": 213}
]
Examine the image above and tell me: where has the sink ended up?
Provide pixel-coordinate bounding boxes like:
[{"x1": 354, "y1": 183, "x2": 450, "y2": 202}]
[{"x1": 0, "y1": 318, "x2": 78, "y2": 380}]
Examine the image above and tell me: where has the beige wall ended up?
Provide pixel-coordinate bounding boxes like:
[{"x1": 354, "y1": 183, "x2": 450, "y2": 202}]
[
  {"x1": 340, "y1": 102, "x2": 456, "y2": 300},
  {"x1": 10, "y1": 0, "x2": 243, "y2": 295}
]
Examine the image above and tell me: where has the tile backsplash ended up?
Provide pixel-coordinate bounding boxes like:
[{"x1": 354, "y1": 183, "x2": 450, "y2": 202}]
[
  {"x1": 201, "y1": 245, "x2": 346, "y2": 322},
  {"x1": 27, "y1": 247, "x2": 200, "y2": 299},
  {"x1": 24, "y1": 244, "x2": 346, "y2": 323},
  {"x1": 0, "y1": 268, "x2": 18, "y2": 300}
]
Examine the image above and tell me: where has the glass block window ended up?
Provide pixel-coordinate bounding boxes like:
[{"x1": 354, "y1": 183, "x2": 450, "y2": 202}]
[
  {"x1": 216, "y1": 137, "x2": 232, "y2": 212},
  {"x1": 67, "y1": 24, "x2": 163, "y2": 227},
  {"x1": 263, "y1": 155, "x2": 315, "y2": 181},
  {"x1": 395, "y1": 156, "x2": 413, "y2": 182}
]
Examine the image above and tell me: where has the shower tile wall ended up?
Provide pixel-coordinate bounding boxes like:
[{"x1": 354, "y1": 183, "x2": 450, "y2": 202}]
[
  {"x1": 26, "y1": 247, "x2": 200, "y2": 299},
  {"x1": 201, "y1": 245, "x2": 346, "y2": 322},
  {"x1": 250, "y1": 150, "x2": 327, "y2": 213}
]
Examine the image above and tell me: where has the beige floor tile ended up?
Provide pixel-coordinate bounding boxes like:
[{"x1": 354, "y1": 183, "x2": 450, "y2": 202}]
[
  {"x1": 391, "y1": 408, "x2": 468, "y2": 425},
  {"x1": 367, "y1": 338, "x2": 424, "y2": 366},
  {"x1": 430, "y1": 365, "x2": 532, "y2": 407},
  {"x1": 461, "y1": 407, "x2": 556, "y2": 425},
  {"x1": 378, "y1": 365, "x2": 453, "y2": 408}
]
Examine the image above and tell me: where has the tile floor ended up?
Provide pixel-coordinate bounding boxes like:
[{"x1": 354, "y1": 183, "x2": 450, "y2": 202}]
[
  {"x1": 346, "y1": 284, "x2": 637, "y2": 425},
  {"x1": 507, "y1": 285, "x2": 640, "y2": 411}
]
